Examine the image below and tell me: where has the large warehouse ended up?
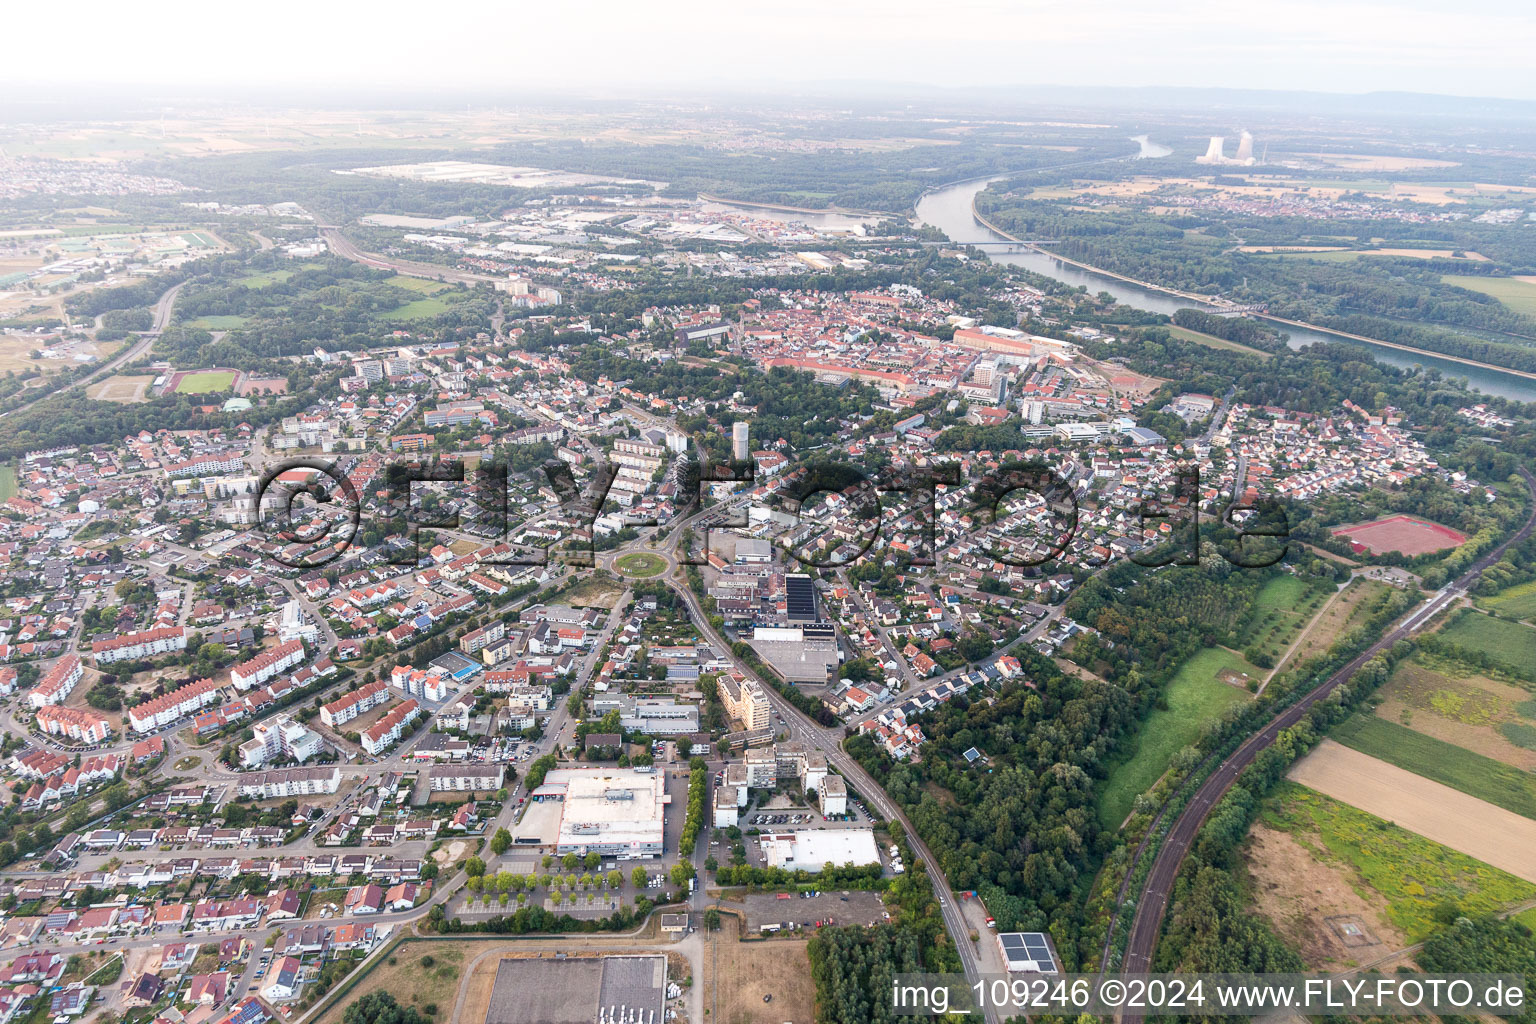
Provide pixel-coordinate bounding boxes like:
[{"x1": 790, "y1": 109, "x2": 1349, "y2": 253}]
[{"x1": 528, "y1": 768, "x2": 670, "y2": 859}]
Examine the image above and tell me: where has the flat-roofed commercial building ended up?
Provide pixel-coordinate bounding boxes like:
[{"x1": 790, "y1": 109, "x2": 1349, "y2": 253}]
[
  {"x1": 532, "y1": 768, "x2": 669, "y2": 859},
  {"x1": 760, "y1": 828, "x2": 879, "y2": 872}
]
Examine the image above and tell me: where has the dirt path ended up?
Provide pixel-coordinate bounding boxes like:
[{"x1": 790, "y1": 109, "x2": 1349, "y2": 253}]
[
  {"x1": 1266, "y1": 582, "x2": 1349, "y2": 685},
  {"x1": 1288, "y1": 740, "x2": 1536, "y2": 883}
]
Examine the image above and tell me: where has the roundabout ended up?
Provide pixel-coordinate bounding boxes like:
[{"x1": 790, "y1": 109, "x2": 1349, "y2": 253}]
[{"x1": 615, "y1": 551, "x2": 669, "y2": 577}]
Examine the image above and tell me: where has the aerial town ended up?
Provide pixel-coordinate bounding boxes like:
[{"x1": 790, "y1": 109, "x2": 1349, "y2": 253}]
[{"x1": 1, "y1": 18, "x2": 1536, "y2": 1024}]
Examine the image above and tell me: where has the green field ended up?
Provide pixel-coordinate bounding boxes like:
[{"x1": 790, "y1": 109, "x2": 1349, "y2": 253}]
[
  {"x1": 1332, "y1": 714, "x2": 1536, "y2": 819},
  {"x1": 234, "y1": 270, "x2": 292, "y2": 288},
  {"x1": 1263, "y1": 781, "x2": 1536, "y2": 941},
  {"x1": 187, "y1": 315, "x2": 248, "y2": 330},
  {"x1": 1439, "y1": 611, "x2": 1536, "y2": 675},
  {"x1": 175, "y1": 371, "x2": 237, "y2": 393},
  {"x1": 1163, "y1": 324, "x2": 1271, "y2": 359},
  {"x1": 615, "y1": 552, "x2": 668, "y2": 578},
  {"x1": 1098, "y1": 647, "x2": 1253, "y2": 826},
  {"x1": 0, "y1": 463, "x2": 15, "y2": 501},
  {"x1": 1442, "y1": 275, "x2": 1536, "y2": 317},
  {"x1": 384, "y1": 297, "x2": 452, "y2": 321},
  {"x1": 386, "y1": 275, "x2": 451, "y2": 294},
  {"x1": 1479, "y1": 580, "x2": 1536, "y2": 623}
]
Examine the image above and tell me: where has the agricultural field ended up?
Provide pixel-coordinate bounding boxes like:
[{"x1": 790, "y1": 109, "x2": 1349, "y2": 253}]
[
  {"x1": 1367, "y1": 654, "x2": 1536, "y2": 769},
  {"x1": 0, "y1": 463, "x2": 14, "y2": 500},
  {"x1": 1331, "y1": 715, "x2": 1536, "y2": 818},
  {"x1": 1438, "y1": 610, "x2": 1536, "y2": 679},
  {"x1": 1098, "y1": 647, "x2": 1253, "y2": 826},
  {"x1": 1287, "y1": 741, "x2": 1536, "y2": 886},
  {"x1": 1261, "y1": 778, "x2": 1536, "y2": 942},
  {"x1": 1477, "y1": 579, "x2": 1536, "y2": 623},
  {"x1": 1441, "y1": 274, "x2": 1536, "y2": 317},
  {"x1": 1233, "y1": 575, "x2": 1330, "y2": 668}
]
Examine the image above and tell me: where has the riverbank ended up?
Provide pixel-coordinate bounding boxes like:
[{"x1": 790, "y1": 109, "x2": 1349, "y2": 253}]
[{"x1": 966, "y1": 189, "x2": 1536, "y2": 388}]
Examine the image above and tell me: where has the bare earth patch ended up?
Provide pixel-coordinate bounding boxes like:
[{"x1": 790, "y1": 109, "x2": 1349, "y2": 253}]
[
  {"x1": 715, "y1": 916, "x2": 815, "y2": 1024},
  {"x1": 1244, "y1": 824, "x2": 1407, "y2": 970}
]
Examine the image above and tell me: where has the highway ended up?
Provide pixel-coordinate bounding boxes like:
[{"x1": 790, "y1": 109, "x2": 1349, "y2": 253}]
[{"x1": 1116, "y1": 466, "x2": 1536, "y2": 1007}]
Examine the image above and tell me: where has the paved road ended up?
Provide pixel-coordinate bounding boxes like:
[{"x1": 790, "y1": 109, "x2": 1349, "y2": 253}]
[
  {"x1": 1117, "y1": 466, "x2": 1536, "y2": 1004},
  {"x1": 0, "y1": 281, "x2": 183, "y2": 420},
  {"x1": 321, "y1": 228, "x2": 498, "y2": 286}
]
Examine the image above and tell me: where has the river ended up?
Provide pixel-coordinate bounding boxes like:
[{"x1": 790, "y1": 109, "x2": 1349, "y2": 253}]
[{"x1": 913, "y1": 173, "x2": 1536, "y2": 401}]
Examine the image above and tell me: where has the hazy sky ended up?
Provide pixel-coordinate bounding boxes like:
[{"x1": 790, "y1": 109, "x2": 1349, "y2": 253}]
[{"x1": 10, "y1": 0, "x2": 1536, "y2": 102}]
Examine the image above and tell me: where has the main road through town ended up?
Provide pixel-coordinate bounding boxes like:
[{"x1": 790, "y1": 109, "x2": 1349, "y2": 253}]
[{"x1": 1117, "y1": 466, "x2": 1536, "y2": 1018}]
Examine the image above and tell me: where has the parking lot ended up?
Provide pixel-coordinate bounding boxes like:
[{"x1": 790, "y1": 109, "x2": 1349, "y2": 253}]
[{"x1": 732, "y1": 889, "x2": 889, "y2": 932}]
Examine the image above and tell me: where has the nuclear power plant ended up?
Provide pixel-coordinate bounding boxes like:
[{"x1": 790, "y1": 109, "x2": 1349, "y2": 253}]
[{"x1": 1196, "y1": 130, "x2": 1258, "y2": 166}]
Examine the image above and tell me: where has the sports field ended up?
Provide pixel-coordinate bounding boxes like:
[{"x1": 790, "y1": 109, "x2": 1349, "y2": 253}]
[
  {"x1": 187, "y1": 315, "x2": 248, "y2": 329},
  {"x1": 1098, "y1": 647, "x2": 1253, "y2": 826},
  {"x1": 88, "y1": 374, "x2": 156, "y2": 403},
  {"x1": 1333, "y1": 514, "x2": 1465, "y2": 556},
  {"x1": 174, "y1": 370, "x2": 238, "y2": 393}
]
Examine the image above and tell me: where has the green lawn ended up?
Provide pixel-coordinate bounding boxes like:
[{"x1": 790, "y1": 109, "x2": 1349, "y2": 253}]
[
  {"x1": 234, "y1": 270, "x2": 292, "y2": 288},
  {"x1": 384, "y1": 297, "x2": 451, "y2": 321},
  {"x1": 0, "y1": 463, "x2": 15, "y2": 501},
  {"x1": 187, "y1": 315, "x2": 248, "y2": 329},
  {"x1": 1439, "y1": 611, "x2": 1536, "y2": 675},
  {"x1": 175, "y1": 371, "x2": 237, "y2": 393},
  {"x1": 1441, "y1": 275, "x2": 1536, "y2": 317},
  {"x1": 1332, "y1": 714, "x2": 1536, "y2": 819},
  {"x1": 386, "y1": 275, "x2": 450, "y2": 294},
  {"x1": 1098, "y1": 647, "x2": 1253, "y2": 827},
  {"x1": 615, "y1": 552, "x2": 667, "y2": 578},
  {"x1": 1263, "y1": 781, "x2": 1536, "y2": 942},
  {"x1": 1163, "y1": 324, "x2": 1271, "y2": 359},
  {"x1": 1234, "y1": 575, "x2": 1327, "y2": 665}
]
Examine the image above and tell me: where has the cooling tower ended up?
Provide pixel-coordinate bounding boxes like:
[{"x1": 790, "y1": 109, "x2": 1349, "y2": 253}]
[
  {"x1": 1234, "y1": 131, "x2": 1254, "y2": 163},
  {"x1": 1197, "y1": 136, "x2": 1226, "y2": 164}
]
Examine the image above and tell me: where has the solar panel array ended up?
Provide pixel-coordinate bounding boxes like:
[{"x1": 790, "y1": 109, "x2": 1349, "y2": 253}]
[
  {"x1": 998, "y1": 932, "x2": 1058, "y2": 973},
  {"x1": 785, "y1": 574, "x2": 817, "y2": 620}
]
